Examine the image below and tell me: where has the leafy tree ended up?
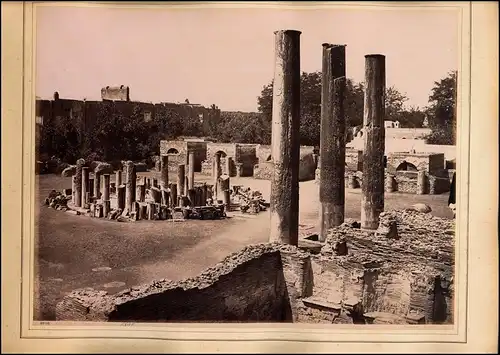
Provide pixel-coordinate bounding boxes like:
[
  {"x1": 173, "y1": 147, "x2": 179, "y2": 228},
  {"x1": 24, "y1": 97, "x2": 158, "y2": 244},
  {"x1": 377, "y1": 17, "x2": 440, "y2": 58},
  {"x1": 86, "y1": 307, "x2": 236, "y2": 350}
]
[
  {"x1": 424, "y1": 71, "x2": 457, "y2": 145},
  {"x1": 256, "y1": 72, "x2": 411, "y2": 146}
]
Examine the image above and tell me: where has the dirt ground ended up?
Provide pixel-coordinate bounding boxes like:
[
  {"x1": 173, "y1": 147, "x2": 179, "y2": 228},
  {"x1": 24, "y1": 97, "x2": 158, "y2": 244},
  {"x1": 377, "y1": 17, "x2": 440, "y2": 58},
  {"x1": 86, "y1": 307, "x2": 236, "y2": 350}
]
[{"x1": 34, "y1": 172, "x2": 453, "y2": 320}]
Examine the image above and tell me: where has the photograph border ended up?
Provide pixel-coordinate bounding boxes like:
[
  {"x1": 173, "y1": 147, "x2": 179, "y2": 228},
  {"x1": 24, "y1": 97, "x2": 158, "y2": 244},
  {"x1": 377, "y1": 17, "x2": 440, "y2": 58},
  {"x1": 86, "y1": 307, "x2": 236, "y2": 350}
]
[{"x1": 2, "y1": 1, "x2": 498, "y2": 353}]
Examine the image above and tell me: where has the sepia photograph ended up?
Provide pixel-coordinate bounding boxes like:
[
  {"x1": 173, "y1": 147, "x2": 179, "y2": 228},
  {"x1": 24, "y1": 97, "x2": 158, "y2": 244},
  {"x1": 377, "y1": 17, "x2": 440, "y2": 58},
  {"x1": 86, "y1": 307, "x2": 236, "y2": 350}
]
[
  {"x1": 33, "y1": 2, "x2": 459, "y2": 325},
  {"x1": 2, "y1": 1, "x2": 498, "y2": 353}
]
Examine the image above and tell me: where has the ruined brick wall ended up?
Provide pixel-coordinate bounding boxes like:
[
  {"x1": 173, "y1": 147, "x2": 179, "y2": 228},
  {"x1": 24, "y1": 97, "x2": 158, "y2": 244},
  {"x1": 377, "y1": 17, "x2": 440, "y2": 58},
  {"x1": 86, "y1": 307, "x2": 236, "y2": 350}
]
[
  {"x1": 201, "y1": 143, "x2": 237, "y2": 175},
  {"x1": 428, "y1": 153, "x2": 446, "y2": 176},
  {"x1": 253, "y1": 161, "x2": 274, "y2": 180},
  {"x1": 429, "y1": 175, "x2": 451, "y2": 194},
  {"x1": 256, "y1": 144, "x2": 272, "y2": 164},
  {"x1": 55, "y1": 244, "x2": 312, "y2": 322},
  {"x1": 387, "y1": 152, "x2": 431, "y2": 173},
  {"x1": 160, "y1": 140, "x2": 187, "y2": 171},
  {"x1": 345, "y1": 149, "x2": 363, "y2": 172},
  {"x1": 313, "y1": 210, "x2": 454, "y2": 324},
  {"x1": 101, "y1": 85, "x2": 130, "y2": 101},
  {"x1": 186, "y1": 141, "x2": 208, "y2": 172},
  {"x1": 394, "y1": 171, "x2": 419, "y2": 194},
  {"x1": 235, "y1": 144, "x2": 258, "y2": 177}
]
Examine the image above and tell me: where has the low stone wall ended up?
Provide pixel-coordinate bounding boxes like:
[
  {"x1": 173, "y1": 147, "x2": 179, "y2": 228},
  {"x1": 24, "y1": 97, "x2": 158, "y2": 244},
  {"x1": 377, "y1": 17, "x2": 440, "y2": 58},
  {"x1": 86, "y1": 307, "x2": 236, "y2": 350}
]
[
  {"x1": 306, "y1": 210, "x2": 454, "y2": 324},
  {"x1": 316, "y1": 170, "x2": 450, "y2": 195},
  {"x1": 55, "y1": 243, "x2": 312, "y2": 322},
  {"x1": 254, "y1": 153, "x2": 317, "y2": 182}
]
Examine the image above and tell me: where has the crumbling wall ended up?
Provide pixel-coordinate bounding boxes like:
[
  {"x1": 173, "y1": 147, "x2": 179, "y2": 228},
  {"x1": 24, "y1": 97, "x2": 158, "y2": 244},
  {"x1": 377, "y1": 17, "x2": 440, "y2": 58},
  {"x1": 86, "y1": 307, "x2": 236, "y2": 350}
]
[
  {"x1": 256, "y1": 144, "x2": 272, "y2": 164},
  {"x1": 101, "y1": 85, "x2": 130, "y2": 101},
  {"x1": 346, "y1": 149, "x2": 363, "y2": 171},
  {"x1": 186, "y1": 141, "x2": 208, "y2": 172},
  {"x1": 160, "y1": 140, "x2": 187, "y2": 171},
  {"x1": 394, "y1": 171, "x2": 419, "y2": 194},
  {"x1": 429, "y1": 175, "x2": 451, "y2": 194},
  {"x1": 387, "y1": 152, "x2": 445, "y2": 176},
  {"x1": 235, "y1": 144, "x2": 258, "y2": 177},
  {"x1": 428, "y1": 153, "x2": 446, "y2": 177},
  {"x1": 201, "y1": 143, "x2": 237, "y2": 175},
  {"x1": 55, "y1": 243, "x2": 312, "y2": 323},
  {"x1": 312, "y1": 210, "x2": 454, "y2": 324},
  {"x1": 253, "y1": 162, "x2": 274, "y2": 180}
]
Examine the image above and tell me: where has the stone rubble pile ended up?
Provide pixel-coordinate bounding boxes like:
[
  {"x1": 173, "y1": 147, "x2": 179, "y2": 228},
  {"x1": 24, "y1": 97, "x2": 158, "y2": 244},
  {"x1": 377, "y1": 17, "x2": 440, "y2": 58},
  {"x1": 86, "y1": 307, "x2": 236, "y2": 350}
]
[
  {"x1": 44, "y1": 189, "x2": 72, "y2": 211},
  {"x1": 231, "y1": 185, "x2": 269, "y2": 214}
]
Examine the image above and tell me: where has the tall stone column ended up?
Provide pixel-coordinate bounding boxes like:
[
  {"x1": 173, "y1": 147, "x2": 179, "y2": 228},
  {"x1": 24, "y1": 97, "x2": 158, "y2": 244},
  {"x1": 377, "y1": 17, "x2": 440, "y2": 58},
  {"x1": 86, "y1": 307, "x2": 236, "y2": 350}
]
[
  {"x1": 124, "y1": 161, "x2": 136, "y2": 214},
  {"x1": 188, "y1": 151, "x2": 195, "y2": 190},
  {"x1": 117, "y1": 185, "x2": 125, "y2": 210},
  {"x1": 269, "y1": 29, "x2": 301, "y2": 246},
  {"x1": 81, "y1": 167, "x2": 89, "y2": 206},
  {"x1": 160, "y1": 155, "x2": 169, "y2": 190},
  {"x1": 74, "y1": 158, "x2": 85, "y2": 207},
  {"x1": 177, "y1": 164, "x2": 185, "y2": 196},
  {"x1": 319, "y1": 44, "x2": 347, "y2": 242},
  {"x1": 361, "y1": 54, "x2": 386, "y2": 230}
]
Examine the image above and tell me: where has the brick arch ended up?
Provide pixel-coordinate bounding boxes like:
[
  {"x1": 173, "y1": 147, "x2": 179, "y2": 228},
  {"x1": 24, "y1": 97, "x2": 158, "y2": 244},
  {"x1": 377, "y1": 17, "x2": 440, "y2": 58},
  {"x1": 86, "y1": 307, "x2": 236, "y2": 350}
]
[
  {"x1": 214, "y1": 150, "x2": 227, "y2": 158},
  {"x1": 166, "y1": 148, "x2": 179, "y2": 155},
  {"x1": 396, "y1": 161, "x2": 418, "y2": 171},
  {"x1": 388, "y1": 155, "x2": 429, "y2": 173}
]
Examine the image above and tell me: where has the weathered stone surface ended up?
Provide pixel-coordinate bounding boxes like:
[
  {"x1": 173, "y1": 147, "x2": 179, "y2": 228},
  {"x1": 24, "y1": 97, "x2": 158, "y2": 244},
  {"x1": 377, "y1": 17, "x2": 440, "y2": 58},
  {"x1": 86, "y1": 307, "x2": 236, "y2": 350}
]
[
  {"x1": 61, "y1": 165, "x2": 77, "y2": 177},
  {"x1": 319, "y1": 44, "x2": 346, "y2": 241},
  {"x1": 269, "y1": 29, "x2": 301, "y2": 246},
  {"x1": 318, "y1": 209, "x2": 454, "y2": 324},
  {"x1": 94, "y1": 162, "x2": 113, "y2": 175},
  {"x1": 124, "y1": 161, "x2": 136, "y2": 213},
  {"x1": 361, "y1": 55, "x2": 386, "y2": 230},
  {"x1": 412, "y1": 203, "x2": 432, "y2": 213},
  {"x1": 55, "y1": 243, "x2": 310, "y2": 322},
  {"x1": 73, "y1": 158, "x2": 85, "y2": 207}
]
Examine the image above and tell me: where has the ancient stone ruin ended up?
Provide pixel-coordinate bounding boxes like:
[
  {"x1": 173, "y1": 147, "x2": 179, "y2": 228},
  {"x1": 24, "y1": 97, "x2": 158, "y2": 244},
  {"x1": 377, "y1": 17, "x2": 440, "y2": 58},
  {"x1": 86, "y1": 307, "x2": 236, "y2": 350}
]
[{"x1": 52, "y1": 29, "x2": 454, "y2": 325}]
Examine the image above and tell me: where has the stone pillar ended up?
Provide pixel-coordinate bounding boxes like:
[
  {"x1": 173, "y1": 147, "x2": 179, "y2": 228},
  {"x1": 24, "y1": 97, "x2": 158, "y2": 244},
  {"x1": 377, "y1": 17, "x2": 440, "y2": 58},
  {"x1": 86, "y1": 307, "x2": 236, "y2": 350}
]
[
  {"x1": 170, "y1": 184, "x2": 177, "y2": 208},
  {"x1": 74, "y1": 159, "x2": 85, "y2": 207},
  {"x1": 235, "y1": 163, "x2": 243, "y2": 178},
  {"x1": 225, "y1": 157, "x2": 233, "y2": 176},
  {"x1": 94, "y1": 172, "x2": 101, "y2": 199},
  {"x1": 361, "y1": 54, "x2": 386, "y2": 230},
  {"x1": 115, "y1": 170, "x2": 122, "y2": 188},
  {"x1": 188, "y1": 189, "x2": 197, "y2": 207},
  {"x1": 201, "y1": 184, "x2": 208, "y2": 206},
  {"x1": 385, "y1": 174, "x2": 396, "y2": 193},
  {"x1": 269, "y1": 29, "x2": 301, "y2": 246},
  {"x1": 71, "y1": 176, "x2": 76, "y2": 201},
  {"x1": 177, "y1": 164, "x2": 185, "y2": 196},
  {"x1": 160, "y1": 155, "x2": 169, "y2": 190},
  {"x1": 137, "y1": 184, "x2": 146, "y2": 202},
  {"x1": 117, "y1": 185, "x2": 125, "y2": 211},
  {"x1": 103, "y1": 200, "x2": 111, "y2": 218},
  {"x1": 152, "y1": 178, "x2": 158, "y2": 188},
  {"x1": 213, "y1": 154, "x2": 221, "y2": 197},
  {"x1": 88, "y1": 178, "x2": 94, "y2": 198},
  {"x1": 162, "y1": 189, "x2": 169, "y2": 206},
  {"x1": 147, "y1": 202, "x2": 156, "y2": 220},
  {"x1": 124, "y1": 161, "x2": 136, "y2": 214},
  {"x1": 81, "y1": 167, "x2": 89, "y2": 205},
  {"x1": 103, "y1": 174, "x2": 110, "y2": 201},
  {"x1": 319, "y1": 44, "x2": 347, "y2": 242},
  {"x1": 417, "y1": 170, "x2": 427, "y2": 195},
  {"x1": 150, "y1": 187, "x2": 162, "y2": 203},
  {"x1": 188, "y1": 151, "x2": 195, "y2": 190}
]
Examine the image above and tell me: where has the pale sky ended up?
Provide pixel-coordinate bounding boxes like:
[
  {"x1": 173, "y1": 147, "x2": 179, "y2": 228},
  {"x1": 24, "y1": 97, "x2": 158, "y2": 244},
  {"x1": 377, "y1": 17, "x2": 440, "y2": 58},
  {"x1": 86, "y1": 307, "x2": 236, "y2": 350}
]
[{"x1": 35, "y1": 4, "x2": 460, "y2": 112}]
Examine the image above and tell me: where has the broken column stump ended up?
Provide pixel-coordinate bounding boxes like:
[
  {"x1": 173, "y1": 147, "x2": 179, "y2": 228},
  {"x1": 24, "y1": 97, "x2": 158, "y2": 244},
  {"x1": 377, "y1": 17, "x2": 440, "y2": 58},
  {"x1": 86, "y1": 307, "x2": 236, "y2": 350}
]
[
  {"x1": 269, "y1": 29, "x2": 301, "y2": 246},
  {"x1": 103, "y1": 200, "x2": 111, "y2": 218},
  {"x1": 115, "y1": 170, "x2": 122, "y2": 187},
  {"x1": 170, "y1": 184, "x2": 177, "y2": 208},
  {"x1": 103, "y1": 174, "x2": 110, "y2": 201},
  {"x1": 94, "y1": 172, "x2": 101, "y2": 200},
  {"x1": 81, "y1": 167, "x2": 90, "y2": 205},
  {"x1": 73, "y1": 158, "x2": 85, "y2": 207},
  {"x1": 124, "y1": 161, "x2": 136, "y2": 214},
  {"x1": 177, "y1": 164, "x2": 185, "y2": 199},
  {"x1": 188, "y1": 151, "x2": 195, "y2": 191},
  {"x1": 417, "y1": 170, "x2": 427, "y2": 195},
  {"x1": 117, "y1": 185, "x2": 126, "y2": 211},
  {"x1": 361, "y1": 54, "x2": 386, "y2": 230},
  {"x1": 160, "y1": 155, "x2": 169, "y2": 191},
  {"x1": 319, "y1": 44, "x2": 347, "y2": 242}
]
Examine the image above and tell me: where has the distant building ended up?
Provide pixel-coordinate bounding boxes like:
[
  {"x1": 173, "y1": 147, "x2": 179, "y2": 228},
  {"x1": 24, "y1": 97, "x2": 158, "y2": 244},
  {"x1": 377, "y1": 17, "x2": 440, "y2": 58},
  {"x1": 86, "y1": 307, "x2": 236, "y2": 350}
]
[{"x1": 384, "y1": 120, "x2": 400, "y2": 128}]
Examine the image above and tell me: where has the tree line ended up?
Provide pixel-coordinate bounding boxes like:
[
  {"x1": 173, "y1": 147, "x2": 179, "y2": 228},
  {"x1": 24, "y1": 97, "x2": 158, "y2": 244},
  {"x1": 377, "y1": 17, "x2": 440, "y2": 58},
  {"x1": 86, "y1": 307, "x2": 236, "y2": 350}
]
[{"x1": 38, "y1": 70, "x2": 457, "y2": 165}]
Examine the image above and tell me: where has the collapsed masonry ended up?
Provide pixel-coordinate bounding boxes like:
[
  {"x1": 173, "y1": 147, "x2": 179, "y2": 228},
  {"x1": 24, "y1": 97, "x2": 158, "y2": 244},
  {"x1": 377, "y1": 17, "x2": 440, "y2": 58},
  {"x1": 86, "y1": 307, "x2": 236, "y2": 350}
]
[
  {"x1": 55, "y1": 210, "x2": 454, "y2": 324},
  {"x1": 53, "y1": 155, "x2": 269, "y2": 221}
]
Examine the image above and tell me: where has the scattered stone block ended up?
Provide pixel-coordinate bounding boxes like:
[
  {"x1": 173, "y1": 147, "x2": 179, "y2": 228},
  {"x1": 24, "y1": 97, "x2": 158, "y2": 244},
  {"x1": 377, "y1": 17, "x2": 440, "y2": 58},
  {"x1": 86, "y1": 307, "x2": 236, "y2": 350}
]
[
  {"x1": 412, "y1": 203, "x2": 432, "y2": 213},
  {"x1": 66, "y1": 210, "x2": 80, "y2": 216}
]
